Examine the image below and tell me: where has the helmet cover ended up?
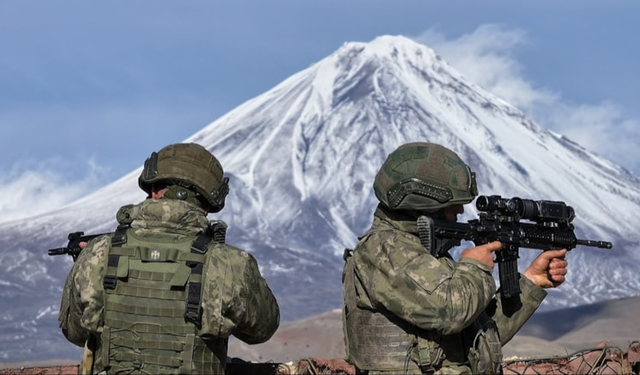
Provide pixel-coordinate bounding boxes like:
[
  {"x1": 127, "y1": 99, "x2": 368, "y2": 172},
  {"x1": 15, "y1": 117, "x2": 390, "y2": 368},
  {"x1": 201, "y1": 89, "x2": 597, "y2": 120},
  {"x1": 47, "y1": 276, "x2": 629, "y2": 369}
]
[{"x1": 373, "y1": 142, "x2": 477, "y2": 212}]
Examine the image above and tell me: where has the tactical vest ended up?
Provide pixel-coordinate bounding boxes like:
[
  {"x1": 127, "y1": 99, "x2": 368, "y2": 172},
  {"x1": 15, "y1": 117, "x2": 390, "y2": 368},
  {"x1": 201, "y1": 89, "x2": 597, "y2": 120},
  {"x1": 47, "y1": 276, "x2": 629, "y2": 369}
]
[
  {"x1": 95, "y1": 222, "x2": 227, "y2": 374},
  {"x1": 343, "y1": 249, "x2": 444, "y2": 374}
]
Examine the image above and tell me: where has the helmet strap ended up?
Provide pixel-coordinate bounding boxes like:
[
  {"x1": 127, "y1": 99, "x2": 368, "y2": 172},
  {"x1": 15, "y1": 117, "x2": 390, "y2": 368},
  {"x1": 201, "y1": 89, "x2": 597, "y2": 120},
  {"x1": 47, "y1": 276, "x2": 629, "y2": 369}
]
[
  {"x1": 162, "y1": 185, "x2": 209, "y2": 211},
  {"x1": 208, "y1": 177, "x2": 229, "y2": 213},
  {"x1": 141, "y1": 152, "x2": 159, "y2": 180}
]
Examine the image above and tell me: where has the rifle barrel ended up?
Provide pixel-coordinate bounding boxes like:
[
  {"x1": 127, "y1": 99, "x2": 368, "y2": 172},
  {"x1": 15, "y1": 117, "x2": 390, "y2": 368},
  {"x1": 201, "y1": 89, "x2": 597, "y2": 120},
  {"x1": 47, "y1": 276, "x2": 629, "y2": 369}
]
[
  {"x1": 576, "y1": 239, "x2": 613, "y2": 249},
  {"x1": 48, "y1": 248, "x2": 69, "y2": 256}
]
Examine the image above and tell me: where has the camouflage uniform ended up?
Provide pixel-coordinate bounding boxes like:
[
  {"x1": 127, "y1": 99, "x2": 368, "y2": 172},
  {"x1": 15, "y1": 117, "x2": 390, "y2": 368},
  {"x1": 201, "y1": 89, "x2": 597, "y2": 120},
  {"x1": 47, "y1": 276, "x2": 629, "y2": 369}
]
[
  {"x1": 343, "y1": 206, "x2": 547, "y2": 374},
  {"x1": 59, "y1": 198, "x2": 280, "y2": 374}
]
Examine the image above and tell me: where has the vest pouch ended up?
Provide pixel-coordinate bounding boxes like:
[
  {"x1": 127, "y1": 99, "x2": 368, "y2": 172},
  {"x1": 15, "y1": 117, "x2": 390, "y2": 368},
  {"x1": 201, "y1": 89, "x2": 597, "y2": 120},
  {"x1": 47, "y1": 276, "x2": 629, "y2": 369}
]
[
  {"x1": 415, "y1": 335, "x2": 444, "y2": 373},
  {"x1": 468, "y1": 324, "x2": 503, "y2": 375}
]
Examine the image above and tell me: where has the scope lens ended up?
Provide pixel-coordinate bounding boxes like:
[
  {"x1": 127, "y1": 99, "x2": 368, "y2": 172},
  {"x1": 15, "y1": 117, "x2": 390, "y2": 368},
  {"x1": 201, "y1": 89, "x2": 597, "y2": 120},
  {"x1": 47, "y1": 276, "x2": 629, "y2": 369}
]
[
  {"x1": 476, "y1": 195, "x2": 510, "y2": 212},
  {"x1": 476, "y1": 196, "x2": 489, "y2": 210}
]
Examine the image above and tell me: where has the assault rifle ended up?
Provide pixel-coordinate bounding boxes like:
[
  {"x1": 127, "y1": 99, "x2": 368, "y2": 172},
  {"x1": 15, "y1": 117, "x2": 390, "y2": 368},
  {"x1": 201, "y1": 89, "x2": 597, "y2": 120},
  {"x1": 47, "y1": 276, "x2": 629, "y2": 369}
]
[
  {"x1": 47, "y1": 204, "x2": 136, "y2": 262},
  {"x1": 47, "y1": 231, "x2": 109, "y2": 262},
  {"x1": 47, "y1": 220, "x2": 228, "y2": 262},
  {"x1": 429, "y1": 195, "x2": 612, "y2": 298}
]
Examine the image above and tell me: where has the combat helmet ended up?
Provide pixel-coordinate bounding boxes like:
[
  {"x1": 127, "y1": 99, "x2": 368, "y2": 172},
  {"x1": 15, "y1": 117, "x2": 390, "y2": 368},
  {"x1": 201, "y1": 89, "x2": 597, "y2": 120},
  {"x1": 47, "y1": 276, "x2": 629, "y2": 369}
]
[
  {"x1": 373, "y1": 142, "x2": 477, "y2": 212},
  {"x1": 138, "y1": 143, "x2": 229, "y2": 212}
]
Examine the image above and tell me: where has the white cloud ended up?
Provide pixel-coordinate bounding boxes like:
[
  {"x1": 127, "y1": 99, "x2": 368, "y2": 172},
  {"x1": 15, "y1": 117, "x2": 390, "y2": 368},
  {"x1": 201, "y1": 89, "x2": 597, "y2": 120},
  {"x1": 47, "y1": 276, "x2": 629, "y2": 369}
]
[
  {"x1": 0, "y1": 158, "x2": 107, "y2": 223},
  {"x1": 0, "y1": 100, "x2": 222, "y2": 224},
  {"x1": 413, "y1": 24, "x2": 640, "y2": 174},
  {"x1": 539, "y1": 101, "x2": 640, "y2": 171},
  {"x1": 415, "y1": 24, "x2": 556, "y2": 109}
]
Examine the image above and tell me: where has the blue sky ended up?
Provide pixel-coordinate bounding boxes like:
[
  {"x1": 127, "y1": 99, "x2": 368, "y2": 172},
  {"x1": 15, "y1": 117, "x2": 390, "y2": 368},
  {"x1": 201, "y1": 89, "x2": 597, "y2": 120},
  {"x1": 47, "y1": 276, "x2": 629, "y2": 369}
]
[{"x1": 1, "y1": 1, "x2": 638, "y2": 222}]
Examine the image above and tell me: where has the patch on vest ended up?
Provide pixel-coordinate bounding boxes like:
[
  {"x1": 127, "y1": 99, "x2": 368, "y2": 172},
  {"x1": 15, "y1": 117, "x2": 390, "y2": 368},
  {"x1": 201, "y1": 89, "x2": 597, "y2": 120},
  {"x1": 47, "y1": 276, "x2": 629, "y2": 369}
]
[{"x1": 150, "y1": 249, "x2": 161, "y2": 260}]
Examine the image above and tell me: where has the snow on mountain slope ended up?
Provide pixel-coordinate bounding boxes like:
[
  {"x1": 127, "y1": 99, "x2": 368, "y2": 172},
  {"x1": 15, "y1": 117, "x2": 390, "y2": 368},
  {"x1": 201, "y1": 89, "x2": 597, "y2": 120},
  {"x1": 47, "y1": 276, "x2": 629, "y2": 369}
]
[
  {"x1": 191, "y1": 35, "x2": 640, "y2": 241},
  {"x1": 1, "y1": 35, "x2": 639, "y2": 362}
]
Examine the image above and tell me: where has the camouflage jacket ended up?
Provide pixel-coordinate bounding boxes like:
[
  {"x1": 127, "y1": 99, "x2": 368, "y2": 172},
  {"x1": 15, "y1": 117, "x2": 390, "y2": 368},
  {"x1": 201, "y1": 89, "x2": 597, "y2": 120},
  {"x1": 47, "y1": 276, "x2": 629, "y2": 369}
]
[
  {"x1": 58, "y1": 199, "x2": 280, "y2": 365},
  {"x1": 343, "y1": 206, "x2": 547, "y2": 374}
]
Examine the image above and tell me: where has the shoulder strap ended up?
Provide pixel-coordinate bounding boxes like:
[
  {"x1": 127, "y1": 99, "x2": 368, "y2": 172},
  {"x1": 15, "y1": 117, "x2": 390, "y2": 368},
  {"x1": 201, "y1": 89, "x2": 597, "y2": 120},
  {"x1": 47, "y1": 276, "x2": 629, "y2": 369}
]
[
  {"x1": 103, "y1": 225, "x2": 129, "y2": 290},
  {"x1": 184, "y1": 232, "x2": 213, "y2": 328}
]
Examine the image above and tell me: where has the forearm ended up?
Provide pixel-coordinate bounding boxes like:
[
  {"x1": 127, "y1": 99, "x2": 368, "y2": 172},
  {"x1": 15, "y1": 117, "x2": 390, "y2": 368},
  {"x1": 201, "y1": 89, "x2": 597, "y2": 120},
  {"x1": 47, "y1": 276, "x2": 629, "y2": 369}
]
[
  {"x1": 369, "y1": 257, "x2": 496, "y2": 334},
  {"x1": 406, "y1": 259, "x2": 497, "y2": 333}
]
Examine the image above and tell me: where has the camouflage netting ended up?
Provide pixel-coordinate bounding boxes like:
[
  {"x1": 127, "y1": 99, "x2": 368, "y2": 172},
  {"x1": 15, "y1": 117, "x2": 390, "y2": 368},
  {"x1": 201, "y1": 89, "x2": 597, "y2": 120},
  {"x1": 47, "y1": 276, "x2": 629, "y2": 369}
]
[
  {"x1": 501, "y1": 341, "x2": 640, "y2": 375},
  {"x1": 2, "y1": 342, "x2": 638, "y2": 375},
  {"x1": 254, "y1": 343, "x2": 640, "y2": 375}
]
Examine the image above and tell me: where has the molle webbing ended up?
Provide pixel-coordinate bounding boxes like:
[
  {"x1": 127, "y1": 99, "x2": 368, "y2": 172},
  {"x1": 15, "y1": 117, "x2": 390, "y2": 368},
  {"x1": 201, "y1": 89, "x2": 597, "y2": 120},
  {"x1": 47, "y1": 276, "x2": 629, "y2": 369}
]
[
  {"x1": 345, "y1": 308, "x2": 413, "y2": 371},
  {"x1": 109, "y1": 283, "x2": 187, "y2": 300},
  {"x1": 343, "y1": 246, "x2": 440, "y2": 373},
  {"x1": 99, "y1": 228, "x2": 224, "y2": 373},
  {"x1": 106, "y1": 299, "x2": 186, "y2": 318},
  {"x1": 343, "y1": 251, "x2": 414, "y2": 372},
  {"x1": 103, "y1": 226, "x2": 128, "y2": 290},
  {"x1": 112, "y1": 351, "x2": 183, "y2": 368},
  {"x1": 110, "y1": 336, "x2": 184, "y2": 352}
]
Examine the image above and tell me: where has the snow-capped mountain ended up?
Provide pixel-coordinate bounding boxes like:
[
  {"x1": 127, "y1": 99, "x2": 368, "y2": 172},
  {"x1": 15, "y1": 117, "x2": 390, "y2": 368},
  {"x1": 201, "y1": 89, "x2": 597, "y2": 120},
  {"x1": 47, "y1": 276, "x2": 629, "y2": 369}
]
[{"x1": 1, "y1": 35, "x2": 639, "y2": 363}]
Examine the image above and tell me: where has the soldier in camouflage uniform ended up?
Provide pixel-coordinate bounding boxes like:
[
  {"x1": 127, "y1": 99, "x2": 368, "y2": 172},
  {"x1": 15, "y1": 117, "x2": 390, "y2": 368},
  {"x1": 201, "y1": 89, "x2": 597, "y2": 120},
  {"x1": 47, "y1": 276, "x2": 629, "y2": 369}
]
[
  {"x1": 342, "y1": 142, "x2": 568, "y2": 374},
  {"x1": 58, "y1": 143, "x2": 280, "y2": 374}
]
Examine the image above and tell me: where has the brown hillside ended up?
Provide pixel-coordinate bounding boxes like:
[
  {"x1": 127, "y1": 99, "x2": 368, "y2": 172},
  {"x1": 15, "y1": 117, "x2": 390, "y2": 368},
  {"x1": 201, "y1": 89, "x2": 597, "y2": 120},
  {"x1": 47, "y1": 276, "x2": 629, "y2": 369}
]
[
  {"x1": 228, "y1": 309, "x2": 345, "y2": 363},
  {"x1": 229, "y1": 296, "x2": 640, "y2": 362}
]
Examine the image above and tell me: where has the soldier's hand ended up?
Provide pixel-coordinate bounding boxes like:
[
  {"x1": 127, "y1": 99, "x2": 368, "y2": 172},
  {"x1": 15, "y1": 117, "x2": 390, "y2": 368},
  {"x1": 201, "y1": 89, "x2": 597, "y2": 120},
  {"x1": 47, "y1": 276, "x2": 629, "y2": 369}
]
[
  {"x1": 522, "y1": 249, "x2": 568, "y2": 288},
  {"x1": 79, "y1": 242, "x2": 88, "y2": 249},
  {"x1": 460, "y1": 241, "x2": 501, "y2": 270}
]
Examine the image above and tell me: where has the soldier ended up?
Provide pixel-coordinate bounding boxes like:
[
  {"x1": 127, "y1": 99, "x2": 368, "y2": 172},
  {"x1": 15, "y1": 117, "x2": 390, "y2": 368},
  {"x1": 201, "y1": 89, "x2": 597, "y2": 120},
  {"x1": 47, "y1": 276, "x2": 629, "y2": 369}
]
[
  {"x1": 58, "y1": 143, "x2": 280, "y2": 374},
  {"x1": 342, "y1": 142, "x2": 568, "y2": 374}
]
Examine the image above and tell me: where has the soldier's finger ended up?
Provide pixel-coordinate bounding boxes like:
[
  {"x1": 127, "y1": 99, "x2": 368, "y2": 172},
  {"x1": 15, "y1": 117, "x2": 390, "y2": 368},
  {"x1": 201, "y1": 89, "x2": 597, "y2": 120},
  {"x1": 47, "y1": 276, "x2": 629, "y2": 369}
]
[
  {"x1": 549, "y1": 267, "x2": 567, "y2": 276},
  {"x1": 541, "y1": 249, "x2": 567, "y2": 260},
  {"x1": 549, "y1": 259, "x2": 568, "y2": 269},
  {"x1": 481, "y1": 241, "x2": 502, "y2": 252}
]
